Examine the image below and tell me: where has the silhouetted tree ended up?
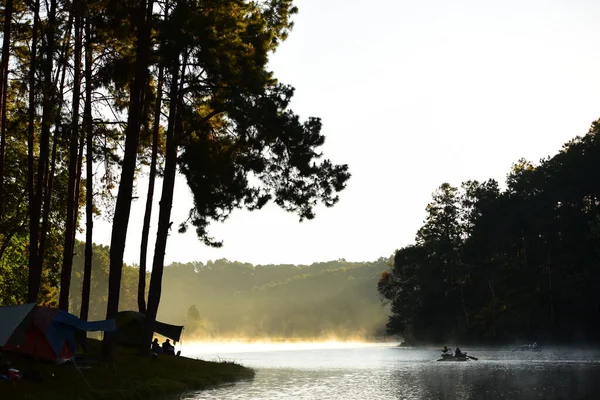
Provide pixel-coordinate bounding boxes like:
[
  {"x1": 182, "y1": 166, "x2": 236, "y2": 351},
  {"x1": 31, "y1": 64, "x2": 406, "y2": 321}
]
[
  {"x1": 379, "y1": 119, "x2": 600, "y2": 344},
  {"x1": 141, "y1": 0, "x2": 350, "y2": 356}
]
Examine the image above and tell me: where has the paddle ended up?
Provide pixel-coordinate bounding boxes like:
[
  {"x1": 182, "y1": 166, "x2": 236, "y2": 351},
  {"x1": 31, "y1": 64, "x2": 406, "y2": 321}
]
[{"x1": 466, "y1": 355, "x2": 478, "y2": 361}]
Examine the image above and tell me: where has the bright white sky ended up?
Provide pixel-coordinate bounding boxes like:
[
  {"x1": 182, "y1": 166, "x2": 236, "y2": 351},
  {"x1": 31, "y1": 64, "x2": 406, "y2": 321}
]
[{"x1": 89, "y1": 0, "x2": 600, "y2": 267}]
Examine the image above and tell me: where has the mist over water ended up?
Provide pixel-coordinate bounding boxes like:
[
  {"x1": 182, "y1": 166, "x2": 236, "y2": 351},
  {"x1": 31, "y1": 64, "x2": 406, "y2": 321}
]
[
  {"x1": 183, "y1": 339, "x2": 389, "y2": 356},
  {"x1": 184, "y1": 342, "x2": 600, "y2": 400}
]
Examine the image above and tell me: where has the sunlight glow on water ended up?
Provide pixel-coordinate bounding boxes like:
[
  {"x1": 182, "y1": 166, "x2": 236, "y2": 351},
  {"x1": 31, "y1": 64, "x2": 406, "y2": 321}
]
[{"x1": 183, "y1": 343, "x2": 600, "y2": 400}]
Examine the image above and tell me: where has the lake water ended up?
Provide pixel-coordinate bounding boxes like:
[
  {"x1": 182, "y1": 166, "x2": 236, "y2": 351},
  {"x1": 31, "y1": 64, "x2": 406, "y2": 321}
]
[{"x1": 182, "y1": 342, "x2": 600, "y2": 400}]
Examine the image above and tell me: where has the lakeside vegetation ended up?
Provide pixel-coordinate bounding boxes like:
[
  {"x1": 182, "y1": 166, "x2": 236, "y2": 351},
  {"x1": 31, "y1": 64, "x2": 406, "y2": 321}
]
[
  {"x1": 379, "y1": 119, "x2": 600, "y2": 345},
  {"x1": 68, "y1": 247, "x2": 390, "y2": 339},
  {"x1": 3, "y1": 339, "x2": 254, "y2": 400}
]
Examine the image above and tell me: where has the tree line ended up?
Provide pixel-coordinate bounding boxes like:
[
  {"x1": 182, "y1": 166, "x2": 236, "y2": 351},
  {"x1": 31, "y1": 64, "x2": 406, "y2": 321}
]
[
  {"x1": 0, "y1": 0, "x2": 349, "y2": 358},
  {"x1": 378, "y1": 119, "x2": 600, "y2": 345},
  {"x1": 69, "y1": 250, "x2": 390, "y2": 339}
]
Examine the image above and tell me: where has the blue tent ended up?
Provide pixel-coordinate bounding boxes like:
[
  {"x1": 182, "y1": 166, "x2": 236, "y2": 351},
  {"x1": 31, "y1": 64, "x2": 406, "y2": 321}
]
[{"x1": 1, "y1": 305, "x2": 116, "y2": 362}]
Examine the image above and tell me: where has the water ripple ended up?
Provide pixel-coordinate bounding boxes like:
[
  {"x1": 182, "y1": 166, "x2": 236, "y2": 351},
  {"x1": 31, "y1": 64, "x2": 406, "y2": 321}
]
[{"x1": 187, "y1": 345, "x2": 600, "y2": 400}]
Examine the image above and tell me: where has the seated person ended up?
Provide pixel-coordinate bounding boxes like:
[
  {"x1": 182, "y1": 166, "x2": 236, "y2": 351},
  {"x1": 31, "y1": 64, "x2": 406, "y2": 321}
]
[
  {"x1": 442, "y1": 346, "x2": 451, "y2": 355},
  {"x1": 454, "y1": 347, "x2": 464, "y2": 357},
  {"x1": 151, "y1": 338, "x2": 162, "y2": 353},
  {"x1": 162, "y1": 339, "x2": 175, "y2": 355}
]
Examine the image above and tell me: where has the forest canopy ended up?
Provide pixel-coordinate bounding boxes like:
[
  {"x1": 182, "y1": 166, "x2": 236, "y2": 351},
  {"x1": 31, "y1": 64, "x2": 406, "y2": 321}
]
[{"x1": 378, "y1": 119, "x2": 600, "y2": 345}]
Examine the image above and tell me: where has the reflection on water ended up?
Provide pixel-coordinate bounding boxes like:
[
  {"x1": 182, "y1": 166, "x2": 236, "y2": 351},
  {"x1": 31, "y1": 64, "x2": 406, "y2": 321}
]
[{"x1": 184, "y1": 343, "x2": 600, "y2": 400}]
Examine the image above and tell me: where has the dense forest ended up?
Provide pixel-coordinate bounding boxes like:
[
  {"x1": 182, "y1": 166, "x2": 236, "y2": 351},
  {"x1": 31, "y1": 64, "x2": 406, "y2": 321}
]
[
  {"x1": 69, "y1": 245, "x2": 389, "y2": 339},
  {"x1": 0, "y1": 0, "x2": 349, "y2": 356},
  {"x1": 379, "y1": 119, "x2": 600, "y2": 345}
]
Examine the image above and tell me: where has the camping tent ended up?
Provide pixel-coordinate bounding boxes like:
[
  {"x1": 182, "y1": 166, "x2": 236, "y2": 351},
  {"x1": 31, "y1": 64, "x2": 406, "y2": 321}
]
[
  {"x1": 0, "y1": 305, "x2": 116, "y2": 363},
  {"x1": 0, "y1": 303, "x2": 36, "y2": 347},
  {"x1": 115, "y1": 311, "x2": 184, "y2": 347}
]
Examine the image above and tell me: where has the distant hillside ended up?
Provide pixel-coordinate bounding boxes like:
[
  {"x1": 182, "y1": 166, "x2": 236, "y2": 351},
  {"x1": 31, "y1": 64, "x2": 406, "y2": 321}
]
[
  {"x1": 160, "y1": 258, "x2": 391, "y2": 339},
  {"x1": 69, "y1": 245, "x2": 391, "y2": 340}
]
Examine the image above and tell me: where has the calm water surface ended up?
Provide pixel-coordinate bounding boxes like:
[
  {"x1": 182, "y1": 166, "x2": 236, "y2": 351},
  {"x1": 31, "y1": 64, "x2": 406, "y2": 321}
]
[{"x1": 182, "y1": 342, "x2": 600, "y2": 400}]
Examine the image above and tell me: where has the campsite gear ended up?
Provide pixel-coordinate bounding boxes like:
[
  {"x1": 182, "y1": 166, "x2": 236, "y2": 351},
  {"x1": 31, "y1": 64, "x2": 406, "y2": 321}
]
[
  {"x1": 7, "y1": 369, "x2": 20, "y2": 380},
  {"x1": 115, "y1": 311, "x2": 183, "y2": 347},
  {"x1": 0, "y1": 305, "x2": 116, "y2": 363}
]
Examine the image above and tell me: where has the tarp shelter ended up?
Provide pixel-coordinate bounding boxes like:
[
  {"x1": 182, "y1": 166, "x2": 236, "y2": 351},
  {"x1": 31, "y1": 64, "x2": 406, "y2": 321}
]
[
  {"x1": 0, "y1": 305, "x2": 116, "y2": 363},
  {"x1": 115, "y1": 311, "x2": 184, "y2": 347}
]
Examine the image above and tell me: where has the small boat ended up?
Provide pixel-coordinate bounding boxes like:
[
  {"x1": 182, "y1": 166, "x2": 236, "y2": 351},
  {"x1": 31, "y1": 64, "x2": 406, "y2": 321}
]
[
  {"x1": 513, "y1": 344, "x2": 541, "y2": 352},
  {"x1": 437, "y1": 354, "x2": 474, "y2": 362},
  {"x1": 437, "y1": 356, "x2": 469, "y2": 362}
]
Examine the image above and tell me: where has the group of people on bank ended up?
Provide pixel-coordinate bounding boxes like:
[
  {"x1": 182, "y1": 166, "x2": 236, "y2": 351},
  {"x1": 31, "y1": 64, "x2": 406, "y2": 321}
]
[{"x1": 151, "y1": 338, "x2": 177, "y2": 356}]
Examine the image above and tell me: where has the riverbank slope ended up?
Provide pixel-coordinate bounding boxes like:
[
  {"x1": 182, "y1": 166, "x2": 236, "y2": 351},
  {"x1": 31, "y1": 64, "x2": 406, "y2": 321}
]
[{"x1": 2, "y1": 339, "x2": 254, "y2": 400}]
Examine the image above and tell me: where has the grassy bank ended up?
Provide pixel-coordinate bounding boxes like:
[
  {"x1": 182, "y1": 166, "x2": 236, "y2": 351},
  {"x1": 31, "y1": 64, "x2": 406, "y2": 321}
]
[{"x1": 2, "y1": 339, "x2": 255, "y2": 400}]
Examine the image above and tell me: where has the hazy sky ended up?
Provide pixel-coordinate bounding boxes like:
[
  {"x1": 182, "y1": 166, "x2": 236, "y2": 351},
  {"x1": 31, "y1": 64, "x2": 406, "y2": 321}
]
[{"x1": 88, "y1": 0, "x2": 600, "y2": 267}]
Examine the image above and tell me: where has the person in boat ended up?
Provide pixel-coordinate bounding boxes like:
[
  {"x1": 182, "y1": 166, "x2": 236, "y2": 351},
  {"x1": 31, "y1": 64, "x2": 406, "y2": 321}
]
[
  {"x1": 532, "y1": 342, "x2": 538, "y2": 349},
  {"x1": 454, "y1": 347, "x2": 465, "y2": 357},
  {"x1": 442, "y1": 346, "x2": 451, "y2": 355}
]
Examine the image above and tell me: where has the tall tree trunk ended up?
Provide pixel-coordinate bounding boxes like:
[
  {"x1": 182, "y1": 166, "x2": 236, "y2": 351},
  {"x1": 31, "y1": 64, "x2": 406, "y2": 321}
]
[
  {"x1": 104, "y1": 0, "x2": 154, "y2": 358},
  {"x1": 53, "y1": 9, "x2": 74, "y2": 86},
  {"x1": 547, "y1": 248, "x2": 555, "y2": 334},
  {"x1": 26, "y1": 0, "x2": 41, "y2": 304},
  {"x1": 39, "y1": 127, "x2": 58, "y2": 261},
  {"x1": 459, "y1": 283, "x2": 469, "y2": 326},
  {"x1": 59, "y1": 1, "x2": 83, "y2": 311},
  {"x1": 39, "y1": 10, "x2": 73, "y2": 265},
  {"x1": 488, "y1": 279, "x2": 496, "y2": 339},
  {"x1": 80, "y1": 12, "x2": 93, "y2": 322},
  {"x1": 73, "y1": 133, "x2": 84, "y2": 246},
  {"x1": 143, "y1": 54, "x2": 183, "y2": 356},
  {"x1": 66, "y1": 131, "x2": 84, "y2": 310},
  {"x1": 0, "y1": 0, "x2": 13, "y2": 220},
  {"x1": 35, "y1": 0, "x2": 57, "y2": 270},
  {"x1": 138, "y1": 64, "x2": 164, "y2": 314}
]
